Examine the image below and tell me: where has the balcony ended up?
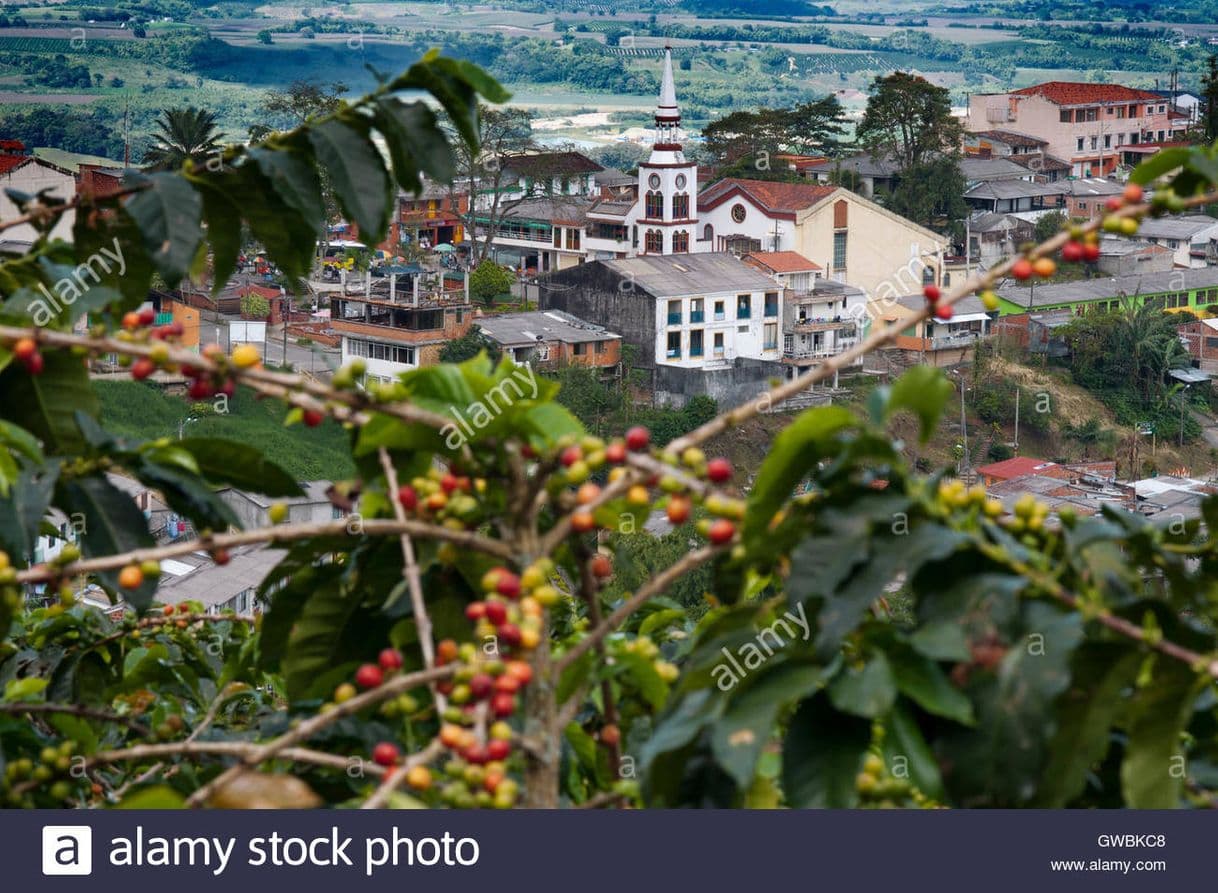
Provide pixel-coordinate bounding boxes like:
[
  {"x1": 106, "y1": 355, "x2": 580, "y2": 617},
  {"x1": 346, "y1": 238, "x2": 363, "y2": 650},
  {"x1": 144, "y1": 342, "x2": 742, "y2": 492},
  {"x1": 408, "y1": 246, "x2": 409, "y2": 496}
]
[
  {"x1": 666, "y1": 348, "x2": 681, "y2": 359},
  {"x1": 690, "y1": 310, "x2": 705, "y2": 324},
  {"x1": 713, "y1": 311, "x2": 726, "y2": 322},
  {"x1": 737, "y1": 308, "x2": 751, "y2": 320},
  {"x1": 667, "y1": 312, "x2": 682, "y2": 325},
  {"x1": 690, "y1": 348, "x2": 704, "y2": 358},
  {"x1": 930, "y1": 332, "x2": 983, "y2": 350},
  {"x1": 783, "y1": 343, "x2": 856, "y2": 361},
  {"x1": 788, "y1": 319, "x2": 857, "y2": 337}
]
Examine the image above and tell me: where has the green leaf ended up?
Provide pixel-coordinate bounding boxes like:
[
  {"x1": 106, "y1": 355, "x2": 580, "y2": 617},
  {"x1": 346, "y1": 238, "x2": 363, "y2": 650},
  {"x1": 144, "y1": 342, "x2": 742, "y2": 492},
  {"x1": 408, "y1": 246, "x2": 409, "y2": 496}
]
[
  {"x1": 249, "y1": 146, "x2": 326, "y2": 226},
  {"x1": 615, "y1": 649, "x2": 668, "y2": 711},
  {"x1": 1120, "y1": 659, "x2": 1203, "y2": 809},
  {"x1": 0, "y1": 350, "x2": 99, "y2": 454},
  {"x1": 195, "y1": 180, "x2": 243, "y2": 295},
  {"x1": 60, "y1": 475, "x2": 158, "y2": 607},
  {"x1": 743, "y1": 405, "x2": 855, "y2": 548},
  {"x1": 133, "y1": 460, "x2": 242, "y2": 532},
  {"x1": 882, "y1": 700, "x2": 945, "y2": 800},
  {"x1": 0, "y1": 460, "x2": 59, "y2": 559},
  {"x1": 2, "y1": 677, "x2": 49, "y2": 701},
  {"x1": 373, "y1": 98, "x2": 455, "y2": 192},
  {"x1": 782, "y1": 694, "x2": 870, "y2": 808},
  {"x1": 124, "y1": 172, "x2": 203, "y2": 286},
  {"x1": 1130, "y1": 146, "x2": 1191, "y2": 184},
  {"x1": 307, "y1": 118, "x2": 391, "y2": 243},
  {"x1": 828, "y1": 652, "x2": 897, "y2": 719},
  {"x1": 1036, "y1": 644, "x2": 1141, "y2": 807},
  {"x1": 909, "y1": 622, "x2": 971, "y2": 662},
  {"x1": 885, "y1": 365, "x2": 955, "y2": 442},
  {"x1": 888, "y1": 646, "x2": 975, "y2": 725},
  {"x1": 176, "y1": 438, "x2": 303, "y2": 497},
  {"x1": 710, "y1": 660, "x2": 822, "y2": 788}
]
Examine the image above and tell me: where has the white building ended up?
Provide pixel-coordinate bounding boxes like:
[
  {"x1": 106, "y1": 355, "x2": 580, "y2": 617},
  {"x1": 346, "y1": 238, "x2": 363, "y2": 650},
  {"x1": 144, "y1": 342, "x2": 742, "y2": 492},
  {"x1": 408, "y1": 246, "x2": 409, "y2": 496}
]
[
  {"x1": 0, "y1": 148, "x2": 76, "y2": 247},
  {"x1": 1135, "y1": 215, "x2": 1218, "y2": 268}
]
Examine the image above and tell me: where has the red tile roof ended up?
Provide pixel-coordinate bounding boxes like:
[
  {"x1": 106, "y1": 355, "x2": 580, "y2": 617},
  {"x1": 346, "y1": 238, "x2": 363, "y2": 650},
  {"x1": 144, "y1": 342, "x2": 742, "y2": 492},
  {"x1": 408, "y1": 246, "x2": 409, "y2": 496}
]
[
  {"x1": 0, "y1": 154, "x2": 30, "y2": 176},
  {"x1": 1010, "y1": 82, "x2": 1161, "y2": 106},
  {"x1": 742, "y1": 251, "x2": 822, "y2": 274},
  {"x1": 977, "y1": 456, "x2": 1059, "y2": 481},
  {"x1": 699, "y1": 178, "x2": 836, "y2": 216}
]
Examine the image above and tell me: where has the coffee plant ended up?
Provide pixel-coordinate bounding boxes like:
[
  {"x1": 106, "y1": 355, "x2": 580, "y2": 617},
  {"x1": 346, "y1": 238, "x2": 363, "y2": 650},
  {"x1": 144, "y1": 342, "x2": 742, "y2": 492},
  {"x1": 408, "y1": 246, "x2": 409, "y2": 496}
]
[{"x1": 2, "y1": 56, "x2": 1218, "y2": 809}]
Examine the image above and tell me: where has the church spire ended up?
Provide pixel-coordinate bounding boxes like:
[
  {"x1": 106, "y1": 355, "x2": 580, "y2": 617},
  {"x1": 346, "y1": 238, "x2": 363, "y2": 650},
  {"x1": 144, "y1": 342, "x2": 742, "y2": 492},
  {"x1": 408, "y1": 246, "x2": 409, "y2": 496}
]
[{"x1": 656, "y1": 46, "x2": 679, "y2": 126}]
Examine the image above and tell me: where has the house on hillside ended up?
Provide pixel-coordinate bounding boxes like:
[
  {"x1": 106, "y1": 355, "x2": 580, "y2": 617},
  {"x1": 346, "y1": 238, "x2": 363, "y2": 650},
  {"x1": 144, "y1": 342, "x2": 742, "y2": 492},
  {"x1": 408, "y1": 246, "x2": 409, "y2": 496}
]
[
  {"x1": 878, "y1": 293, "x2": 997, "y2": 367},
  {"x1": 991, "y1": 267, "x2": 1218, "y2": 317},
  {"x1": 1135, "y1": 215, "x2": 1218, "y2": 268},
  {"x1": 966, "y1": 82, "x2": 1188, "y2": 177}
]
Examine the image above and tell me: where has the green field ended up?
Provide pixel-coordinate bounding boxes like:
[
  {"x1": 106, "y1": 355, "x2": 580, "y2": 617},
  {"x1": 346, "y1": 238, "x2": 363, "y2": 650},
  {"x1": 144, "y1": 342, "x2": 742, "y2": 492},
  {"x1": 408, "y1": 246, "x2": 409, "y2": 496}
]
[{"x1": 96, "y1": 380, "x2": 356, "y2": 481}]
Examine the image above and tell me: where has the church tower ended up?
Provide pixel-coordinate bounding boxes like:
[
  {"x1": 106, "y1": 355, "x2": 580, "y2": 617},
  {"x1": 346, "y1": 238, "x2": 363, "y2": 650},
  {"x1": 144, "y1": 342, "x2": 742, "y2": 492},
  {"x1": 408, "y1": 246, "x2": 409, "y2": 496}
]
[{"x1": 637, "y1": 47, "x2": 699, "y2": 255}]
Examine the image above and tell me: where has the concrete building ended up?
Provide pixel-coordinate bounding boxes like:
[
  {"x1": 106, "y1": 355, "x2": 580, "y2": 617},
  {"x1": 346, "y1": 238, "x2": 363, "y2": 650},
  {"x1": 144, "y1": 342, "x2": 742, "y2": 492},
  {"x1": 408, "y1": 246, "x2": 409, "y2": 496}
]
[
  {"x1": 1134, "y1": 215, "x2": 1218, "y2": 268},
  {"x1": 1094, "y1": 237, "x2": 1174, "y2": 276},
  {"x1": 966, "y1": 82, "x2": 1188, "y2": 177},
  {"x1": 0, "y1": 142, "x2": 77, "y2": 246},
  {"x1": 959, "y1": 156, "x2": 1036, "y2": 187},
  {"x1": 476, "y1": 310, "x2": 621, "y2": 372},
  {"x1": 330, "y1": 273, "x2": 474, "y2": 381},
  {"x1": 1064, "y1": 177, "x2": 1126, "y2": 221},
  {"x1": 537, "y1": 252, "x2": 785, "y2": 406},
  {"x1": 218, "y1": 481, "x2": 342, "y2": 529},
  {"x1": 963, "y1": 179, "x2": 1069, "y2": 214},
  {"x1": 1177, "y1": 318, "x2": 1218, "y2": 374},
  {"x1": 965, "y1": 211, "x2": 1034, "y2": 269},
  {"x1": 878, "y1": 293, "x2": 997, "y2": 366},
  {"x1": 798, "y1": 153, "x2": 900, "y2": 199},
  {"x1": 154, "y1": 544, "x2": 288, "y2": 614}
]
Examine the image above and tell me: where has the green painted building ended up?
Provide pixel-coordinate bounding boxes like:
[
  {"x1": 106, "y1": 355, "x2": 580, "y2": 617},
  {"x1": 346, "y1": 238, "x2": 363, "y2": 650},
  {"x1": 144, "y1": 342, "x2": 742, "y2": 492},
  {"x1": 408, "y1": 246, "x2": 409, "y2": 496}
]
[{"x1": 993, "y1": 268, "x2": 1218, "y2": 317}]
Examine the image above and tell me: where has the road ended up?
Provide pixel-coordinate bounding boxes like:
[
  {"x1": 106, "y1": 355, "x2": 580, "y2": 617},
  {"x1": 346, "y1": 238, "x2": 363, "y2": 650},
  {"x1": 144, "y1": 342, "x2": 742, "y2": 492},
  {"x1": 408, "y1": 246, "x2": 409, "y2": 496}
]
[{"x1": 262, "y1": 325, "x2": 341, "y2": 379}]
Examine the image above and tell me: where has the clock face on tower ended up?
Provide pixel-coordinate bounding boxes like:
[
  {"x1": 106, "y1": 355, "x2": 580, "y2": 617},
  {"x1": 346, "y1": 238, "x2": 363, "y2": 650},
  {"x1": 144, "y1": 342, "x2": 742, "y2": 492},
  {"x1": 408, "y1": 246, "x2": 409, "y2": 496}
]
[
  {"x1": 731, "y1": 203, "x2": 747, "y2": 223},
  {"x1": 648, "y1": 173, "x2": 661, "y2": 189},
  {"x1": 675, "y1": 173, "x2": 687, "y2": 189}
]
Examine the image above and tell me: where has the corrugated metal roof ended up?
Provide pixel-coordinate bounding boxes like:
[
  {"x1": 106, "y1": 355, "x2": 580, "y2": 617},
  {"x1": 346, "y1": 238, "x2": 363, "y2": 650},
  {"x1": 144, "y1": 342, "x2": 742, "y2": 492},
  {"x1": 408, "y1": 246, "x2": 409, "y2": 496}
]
[
  {"x1": 1135, "y1": 215, "x2": 1218, "y2": 241},
  {"x1": 155, "y1": 545, "x2": 286, "y2": 608},
  {"x1": 995, "y1": 267, "x2": 1218, "y2": 308},
  {"x1": 600, "y1": 252, "x2": 779, "y2": 298},
  {"x1": 477, "y1": 310, "x2": 620, "y2": 346}
]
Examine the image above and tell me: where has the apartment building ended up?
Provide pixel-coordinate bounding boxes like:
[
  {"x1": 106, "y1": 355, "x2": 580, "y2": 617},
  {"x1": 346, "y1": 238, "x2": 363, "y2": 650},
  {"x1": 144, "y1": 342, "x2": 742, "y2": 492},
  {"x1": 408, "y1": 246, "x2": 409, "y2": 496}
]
[{"x1": 966, "y1": 82, "x2": 1188, "y2": 177}]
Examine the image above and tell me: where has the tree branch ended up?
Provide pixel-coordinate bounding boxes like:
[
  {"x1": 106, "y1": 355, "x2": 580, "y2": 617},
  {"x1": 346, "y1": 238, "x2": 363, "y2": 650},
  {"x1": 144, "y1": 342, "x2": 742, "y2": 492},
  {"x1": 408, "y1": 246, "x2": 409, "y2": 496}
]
[
  {"x1": 554, "y1": 544, "x2": 721, "y2": 677},
  {"x1": 377, "y1": 447, "x2": 444, "y2": 712},
  {"x1": 16, "y1": 516, "x2": 513, "y2": 585},
  {"x1": 0, "y1": 702, "x2": 149, "y2": 735},
  {"x1": 185, "y1": 663, "x2": 456, "y2": 807}
]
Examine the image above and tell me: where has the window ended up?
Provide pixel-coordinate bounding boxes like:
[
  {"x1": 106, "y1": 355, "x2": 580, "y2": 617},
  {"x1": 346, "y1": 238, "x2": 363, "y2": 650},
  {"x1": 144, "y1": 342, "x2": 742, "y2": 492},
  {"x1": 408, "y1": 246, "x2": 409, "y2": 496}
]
[
  {"x1": 666, "y1": 331, "x2": 681, "y2": 359},
  {"x1": 1207, "y1": 337, "x2": 1218, "y2": 349},
  {"x1": 553, "y1": 227, "x2": 562, "y2": 248},
  {"x1": 1078, "y1": 202, "x2": 1087, "y2": 211},
  {"x1": 1059, "y1": 109, "x2": 1072, "y2": 123},
  {"x1": 1090, "y1": 136, "x2": 1097, "y2": 150},
  {"x1": 737, "y1": 325, "x2": 748, "y2": 333},
  {"x1": 1106, "y1": 106, "x2": 1114, "y2": 114},
  {"x1": 1129, "y1": 104, "x2": 1138, "y2": 117},
  {"x1": 763, "y1": 322, "x2": 778, "y2": 350},
  {"x1": 713, "y1": 332, "x2": 725, "y2": 356},
  {"x1": 673, "y1": 230, "x2": 689, "y2": 253},
  {"x1": 737, "y1": 294, "x2": 751, "y2": 319},
  {"x1": 573, "y1": 342, "x2": 587, "y2": 355},
  {"x1": 566, "y1": 228, "x2": 580, "y2": 250},
  {"x1": 714, "y1": 300, "x2": 725, "y2": 321},
  {"x1": 645, "y1": 191, "x2": 664, "y2": 219},
  {"x1": 645, "y1": 229, "x2": 662, "y2": 253},
  {"x1": 764, "y1": 292, "x2": 778, "y2": 318},
  {"x1": 346, "y1": 338, "x2": 415, "y2": 366},
  {"x1": 1084, "y1": 108, "x2": 1097, "y2": 122},
  {"x1": 1076, "y1": 137, "x2": 1084, "y2": 151},
  {"x1": 673, "y1": 193, "x2": 689, "y2": 218},
  {"x1": 1104, "y1": 134, "x2": 1111, "y2": 148},
  {"x1": 1130, "y1": 132, "x2": 1139, "y2": 144},
  {"x1": 1168, "y1": 239, "x2": 1180, "y2": 249},
  {"x1": 702, "y1": 223, "x2": 714, "y2": 242},
  {"x1": 668, "y1": 300, "x2": 682, "y2": 326},
  {"x1": 690, "y1": 298, "x2": 704, "y2": 323},
  {"x1": 833, "y1": 231, "x2": 847, "y2": 270},
  {"x1": 689, "y1": 329, "x2": 704, "y2": 357},
  {"x1": 731, "y1": 203, "x2": 747, "y2": 223},
  {"x1": 1159, "y1": 104, "x2": 1166, "y2": 113},
  {"x1": 594, "y1": 340, "x2": 605, "y2": 354}
]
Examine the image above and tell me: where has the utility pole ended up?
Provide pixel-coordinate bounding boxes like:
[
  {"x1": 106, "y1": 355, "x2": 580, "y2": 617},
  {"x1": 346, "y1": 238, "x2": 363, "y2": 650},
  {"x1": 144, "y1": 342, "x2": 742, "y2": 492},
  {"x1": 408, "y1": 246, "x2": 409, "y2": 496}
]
[{"x1": 1014, "y1": 385, "x2": 1020, "y2": 452}]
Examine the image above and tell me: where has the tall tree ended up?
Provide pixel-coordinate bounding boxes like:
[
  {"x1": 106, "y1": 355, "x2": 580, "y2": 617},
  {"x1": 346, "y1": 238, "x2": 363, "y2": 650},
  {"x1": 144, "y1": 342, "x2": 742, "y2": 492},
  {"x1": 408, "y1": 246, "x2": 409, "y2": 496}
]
[
  {"x1": 448, "y1": 107, "x2": 536, "y2": 264},
  {"x1": 782, "y1": 95, "x2": 847, "y2": 156},
  {"x1": 882, "y1": 156, "x2": 967, "y2": 230},
  {"x1": 1201, "y1": 54, "x2": 1218, "y2": 143},
  {"x1": 142, "y1": 107, "x2": 222, "y2": 170},
  {"x1": 856, "y1": 71, "x2": 963, "y2": 171}
]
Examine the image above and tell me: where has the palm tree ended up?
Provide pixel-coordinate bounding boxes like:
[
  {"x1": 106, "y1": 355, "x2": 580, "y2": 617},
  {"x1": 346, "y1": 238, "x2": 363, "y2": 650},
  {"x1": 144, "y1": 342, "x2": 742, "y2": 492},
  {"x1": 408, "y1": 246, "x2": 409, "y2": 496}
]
[{"x1": 143, "y1": 107, "x2": 223, "y2": 171}]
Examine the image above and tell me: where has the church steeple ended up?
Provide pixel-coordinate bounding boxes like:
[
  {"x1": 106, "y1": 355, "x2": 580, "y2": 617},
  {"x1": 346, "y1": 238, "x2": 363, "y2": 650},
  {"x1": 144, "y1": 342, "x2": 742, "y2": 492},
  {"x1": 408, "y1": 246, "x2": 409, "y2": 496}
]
[{"x1": 653, "y1": 46, "x2": 682, "y2": 150}]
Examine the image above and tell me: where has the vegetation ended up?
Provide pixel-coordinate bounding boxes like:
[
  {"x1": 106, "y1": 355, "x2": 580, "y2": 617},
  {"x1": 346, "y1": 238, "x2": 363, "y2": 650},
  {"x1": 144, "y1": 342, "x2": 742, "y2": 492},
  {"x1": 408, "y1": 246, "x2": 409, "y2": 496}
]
[
  {"x1": 468, "y1": 259, "x2": 516, "y2": 307},
  {"x1": 141, "y1": 106, "x2": 223, "y2": 170},
  {"x1": 4, "y1": 52, "x2": 1218, "y2": 815}
]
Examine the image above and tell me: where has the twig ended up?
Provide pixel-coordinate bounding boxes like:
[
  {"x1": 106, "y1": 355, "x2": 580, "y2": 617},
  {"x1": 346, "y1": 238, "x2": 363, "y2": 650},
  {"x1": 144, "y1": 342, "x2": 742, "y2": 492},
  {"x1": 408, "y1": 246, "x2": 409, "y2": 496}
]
[
  {"x1": 184, "y1": 663, "x2": 455, "y2": 808},
  {"x1": 0, "y1": 184, "x2": 144, "y2": 235},
  {"x1": 16, "y1": 516, "x2": 513, "y2": 585},
  {"x1": 554, "y1": 544, "x2": 721, "y2": 676},
  {"x1": 575, "y1": 789, "x2": 629, "y2": 809},
  {"x1": 360, "y1": 738, "x2": 444, "y2": 809},
  {"x1": 377, "y1": 448, "x2": 443, "y2": 712},
  {"x1": 0, "y1": 702, "x2": 149, "y2": 735},
  {"x1": 90, "y1": 741, "x2": 384, "y2": 775}
]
